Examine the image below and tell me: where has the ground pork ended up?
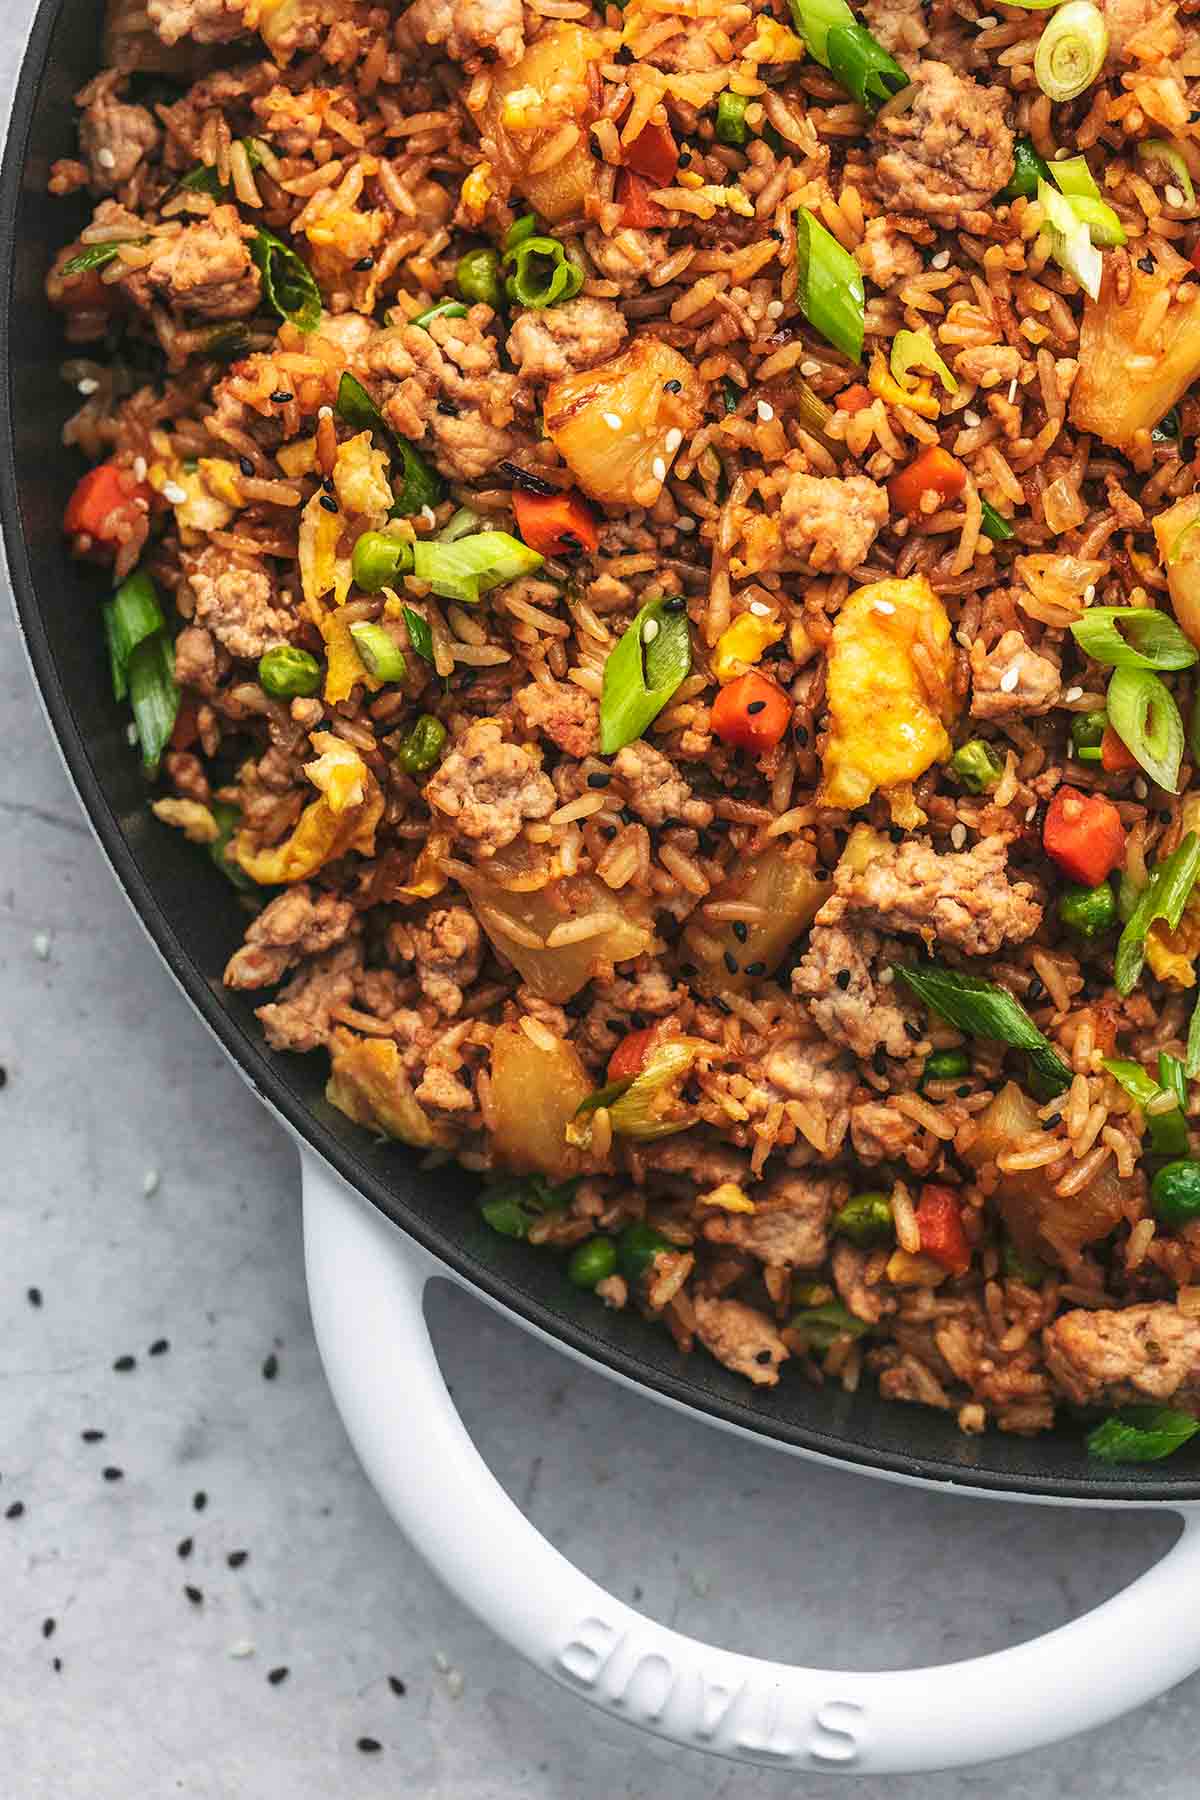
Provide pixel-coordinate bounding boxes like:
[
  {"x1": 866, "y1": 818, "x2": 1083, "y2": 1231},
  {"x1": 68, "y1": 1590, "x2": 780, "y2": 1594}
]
[
  {"x1": 762, "y1": 1038, "x2": 857, "y2": 1119},
  {"x1": 577, "y1": 967, "x2": 688, "y2": 1062},
  {"x1": 792, "y1": 924, "x2": 917, "y2": 1061},
  {"x1": 224, "y1": 886, "x2": 357, "y2": 989},
  {"x1": 833, "y1": 1241, "x2": 897, "y2": 1325},
  {"x1": 395, "y1": 0, "x2": 524, "y2": 63},
  {"x1": 704, "y1": 1172, "x2": 845, "y2": 1268},
  {"x1": 507, "y1": 298, "x2": 628, "y2": 384},
  {"x1": 132, "y1": 205, "x2": 261, "y2": 321},
  {"x1": 853, "y1": 215, "x2": 923, "y2": 289},
  {"x1": 78, "y1": 73, "x2": 160, "y2": 194},
  {"x1": 639, "y1": 1135, "x2": 749, "y2": 1191},
  {"x1": 873, "y1": 62, "x2": 1014, "y2": 222},
  {"x1": 408, "y1": 907, "x2": 483, "y2": 1017},
  {"x1": 693, "y1": 1295, "x2": 788, "y2": 1386},
  {"x1": 172, "y1": 625, "x2": 222, "y2": 695},
  {"x1": 1043, "y1": 1303, "x2": 1200, "y2": 1408},
  {"x1": 425, "y1": 718, "x2": 556, "y2": 854},
  {"x1": 514, "y1": 679, "x2": 600, "y2": 758},
  {"x1": 256, "y1": 942, "x2": 361, "y2": 1052},
  {"x1": 851, "y1": 1099, "x2": 923, "y2": 1165},
  {"x1": 953, "y1": 344, "x2": 1025, "y2": 387},
  {"x1": 612, "y1": 739, "x2": 714, "y2": 827},
  {"x1": 863, "y1": 0, "x2": 929, "y2": 56},
  {"x1": 184, "y1": 545, "x2": 296, "y2": 661},
  {"x1": 583, "y1": 227, "x2": 667, "y2": 294},
  {"x1": 147, "y1": 0, "x2": 250, "y2": 43},
  {"x1": 818, "y1": 834, "x2": 1042, "y2": 955},
  {"x1": 780, "y1": 471, "x2": 889, "y2": 573},
  {"x1": 415, "y1": 1064, "x2": 476, "y2": 1112},
  {"x1": 970, "y1": 629, "x2": 1061, "y2": 719},
  {"x1": 362, "y1": 306, "x2": 517, "y2": 482}
]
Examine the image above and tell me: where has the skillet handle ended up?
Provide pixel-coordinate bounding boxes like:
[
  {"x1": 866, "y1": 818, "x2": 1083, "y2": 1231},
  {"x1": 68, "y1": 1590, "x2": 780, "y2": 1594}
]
[{"x1": 303, "y1": 1154, "x2": 1200, "y2": 1774}]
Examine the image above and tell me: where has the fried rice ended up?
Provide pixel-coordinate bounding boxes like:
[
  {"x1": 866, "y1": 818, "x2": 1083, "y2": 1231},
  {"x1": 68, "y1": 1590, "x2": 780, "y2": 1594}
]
[{"x1": 42, "y1": 0, "x2": 1200, "y2": 1452}]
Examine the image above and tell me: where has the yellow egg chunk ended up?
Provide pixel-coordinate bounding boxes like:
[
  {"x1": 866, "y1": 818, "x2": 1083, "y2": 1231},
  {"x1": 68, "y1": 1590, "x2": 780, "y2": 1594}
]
[{"x1": 819, "y1": 575, "x2": 956, "y2": 811}]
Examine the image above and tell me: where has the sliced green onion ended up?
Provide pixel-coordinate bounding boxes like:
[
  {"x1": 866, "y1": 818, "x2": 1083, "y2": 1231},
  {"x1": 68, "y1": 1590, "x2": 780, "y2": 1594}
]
[
  {"x1": 786, "y1": 0, "x2": 854, "y2": 64},
  {"x1": 825, "y1": 22, "x2": 909, "y2": 112},
  {"x1": 789, "y1": 1300, "x2": 870, "y2": 1351},
  {"x1": 506, "y1": 236, "x2": 584, "y2": 309},
  {"x1": 570, "y1": 1040, "x2": 707, "y2": 1146},
  {"x1": 101, "y1": 601, "x2": 127, "y2": 702},
  {"x1": 1065, "y1": 194, "x2": 1126, "y2": 248},
  {"x1": 1187, "y1": 989, "x2": 1200, "y2": 1079},
  {"x1": 106, "y1": 570, "x2": 167, "y2": 693},
  {"x1": 1137, "y1": 140, "x2": 1196, "y2": 210},
  {"x1": 715, "y1": 91, "x2": 750, "y2": 146},
  {"x1": 890, "y1": 327, "x2": 958, "y2": 397},
  {"x1": 251, "y1": 228, "x2": 322, "y2": 333},
  {"x1": 439, "y1": 505, "x2": 484, "y2": 542},
  {"x1": 997, "y1": 137, "x2": 1052, "y2": 202},
  {"x1": 599, "y1": 596, "x2": 692, "y2": 754},
  {"x1": 1048, "y1": 153, "x2": 1101, "y2": 201},
  {"x1": 794, "y1": 207, "x2": 864, "y2": 363},
  {"x1": 1106, "y1": 666, "x2": 1185, "y2": 793},
  {"x1": 1102, "y1": 1056, "x2": 1189, "y2": 1155},
  {"x1": 61, "y1": 240, "x2": 142, "y2": 275},
  {"x1": 795, "y1": 376, "x2": 846, "y2": 460},
  {"x1": 1070, "y1": 606, "x2": 1198, "y2": 671},
  {"x1": 892, "y1": 963, "x2": 1072, "y2": 1094},
  {"x1": 411, "y1": 530, "x2": 543, "y2": 604},
  {"x1": 348, "y1": 621, "x2": 407, "y2": 682},
  {"x1": 201, "y1": 322, "x2": 252, "y2": 362},
  {"x1": 352, "y1": 531, "x2": 415, "y2": 593},
  {"x1": 1037, "y1": 177, "x2": 1102, "y2": 299},
  {"x1": 1190, "y1": 688, "x2": 1200, "y2": 765},
  {"x1": 335, "y1": 371, "x2": 386, "y2": 435},
  {"x1": 1087, "y1": 1406, "x2": 1200, "y2": 1464},
  {"x1": 402, "y1": 605, "x2": 434, "y2": 663},
  {"x1": 208, "y1": 800, "x2": 255, "y2": 891},
  {"x1": 481, "y1": 1193, "x2": 532, "y2": 1238},
  {"x1": 129, "y1": 631, "x2": 179, "y2": 775},
  {"x1": 178, "y1": 138, "x2": 264, "y2": 197},
  {"x1": 1034, "y1": 0, "x2": 1108, "y2": 102},
  {"x1": 980, "y1": 497, "x2": 1015, "y2": 541},
  {"x1": 1070, "y1": 708, "x2": 1107, "y2": 761},
  {"x1": 411, "y1": 299, "x2": 469, "y2": 330},
  {"x1": 832, "y1": 1191, "x2": 894, "y2": 1248},
  {"x1": 1114, "y1": 831, "x2": 1200, "y2": 994},
  {"x1": 1058, "y1": 880, "x2": 1117, "y2": 939},
  {"x1": 950, "y1": 738, "x2": 1003, "y2": 793},
  {"x1": 503, "y1": 214, "x2": 539, "y2": 255},
  {"x1": 396, "y1": 713, "x2": 447, "y2": 775},
  {"x1": 456, "y1": 247, "x2": 504, "y2": 310}
]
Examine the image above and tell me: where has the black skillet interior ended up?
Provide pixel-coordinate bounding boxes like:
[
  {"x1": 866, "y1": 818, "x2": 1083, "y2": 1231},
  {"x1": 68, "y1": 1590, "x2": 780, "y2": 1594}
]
[{"x1": 4, "y1": 0, "x2": 1193, "y2": 1504}]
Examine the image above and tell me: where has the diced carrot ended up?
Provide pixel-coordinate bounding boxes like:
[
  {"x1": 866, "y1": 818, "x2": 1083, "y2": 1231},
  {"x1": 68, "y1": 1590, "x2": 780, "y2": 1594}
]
[
  {"x1": 512, "y1": 487, "x2": 601, "y2": 557},
  {"x1": 64, "y1": 460, "x2": 152, "y2": 545},
  {"x1": 1192, "y1": 241, "x2": 1200, "y2": 276},
  {"x1": 615, "y1": 168, "x2": 669, "y2": 230},
  {"x1": 1101, "y1": 725, "x2": 1140, "y2": 774},
  {"x1": 836, "y1": 383, "x2": 872, "y2": 414},
  {"x1": 916, "y1": 1184, "x2": 971, "y2": 1278},
  {"x1": 888, "y1": 445, "x2": 967, "y2": 519},
  {"x1": 170, "y1": 695, "x2": 200, "y2": 752},
  {"x1": 625, "y1": 120, "x2": 678, "y2": 187},
  {"x1": 1043, "y1": 786, "x2": 1126, "y2": 887},
  {"x1": 608, "y1": 1025, "x2": 659, "y2": 1082},
  {"x1": 710, "y1": 671, "x2": 792, "y2": 754}
]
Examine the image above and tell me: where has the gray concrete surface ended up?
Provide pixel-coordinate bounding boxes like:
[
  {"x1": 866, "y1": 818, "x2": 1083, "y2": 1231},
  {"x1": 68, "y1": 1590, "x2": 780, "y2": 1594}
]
[{"x1": 2, "y1": 11, "x2": 1199, "y2": 1797}]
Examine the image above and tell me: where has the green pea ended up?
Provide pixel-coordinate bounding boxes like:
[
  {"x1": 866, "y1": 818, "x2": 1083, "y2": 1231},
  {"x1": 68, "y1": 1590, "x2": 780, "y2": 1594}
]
[
  {"x1": 397, "y1": 713, "x2": 448, "y2": 776},
  {"x1": 1070, "y1": 709, "x2": 1107, "y2": 763},
  {"x1": 567, "y1": 1236, "x2": 618, "y2": 1289},
  {"x1": 950, "y1": 739, "x2": 1003, "y2": 794},
  {"x1": 831, "y1": 1191, "x2": 893, "y2": 1249},
  {"x1": 617, "y1": 1222, "x2": 670, "y2": 1282},
  {"x1": 1058, "y1": 880, "x2": 1117, "y2": 940},
  {"x1": 1151, "y1": 1160, "x2": 1200, "y2": 1228},
  {"x1": 922, "y1": 1049, "x2": 970, "y2": 1087},
  {"x1": 258, "y1": 644, "x2": 322, "y2": 699},
  {"x1": 715, "y1": 92, "x2": 749, "y2": 146},
  {"x1": 456, "y1": 247, "x2": 504, "y2": 311},
  {"x1": 352, "y1": 530, "x2": 415, "y2": 594}
]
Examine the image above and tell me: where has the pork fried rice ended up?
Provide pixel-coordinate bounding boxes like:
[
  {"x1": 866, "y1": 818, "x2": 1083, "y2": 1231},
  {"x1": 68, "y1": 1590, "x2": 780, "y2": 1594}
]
[{"x1": 44, "y1": 0, "x2": 1200, "y2": 1457}]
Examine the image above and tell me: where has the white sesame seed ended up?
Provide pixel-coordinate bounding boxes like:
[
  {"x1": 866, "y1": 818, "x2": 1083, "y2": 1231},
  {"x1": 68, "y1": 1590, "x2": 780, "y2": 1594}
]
[
  {"x1": 963, "y1": 409, "x2": 981, "y2": 428},
  {"x1": 420, "y1": 505, "x2": 436, "y2": 529},
  {"x1": 142, "y1": 1168, "x2": 161, "y2": 1198},
  {"x1": 664, "y1": 427, "x2": 683, "y2": 454},
  {"x1": 228, "y1": 1640, "x2": 256, "y2": 1660},
  {"x1": 1064, "y1": 685, "x2": 1083, "y2": 703},
  {"x1": 930, "y1": 249, "x2": 951, "y2": 270},
  {"x1": 163, "y1": 482, "x2": 188, "y2": 505},
  {"x1": 32, "y1": 931, "x2": 50, "y2": 961},
  {"x1": 879, "y1": 967, "x2": 895, "y2": 985},
  {"x1": 1007, "y1": 377, "x2": 1018, "y2": 404},
  {"x1": 1025, "y1": 803, "x2": 1038, "y2": 822},
  {"x1": 603, "y1": 412, "x2": 622, "y2": 431},
  {"x1": 999, "y1": 664, "x2": 1021, "y2": 692},
  {"x1": 950, "y1": 822, "x2": 967, "y2": 849},
  {"x1": 756, "y1": 399, "x2": 775, "y2": 422},
  {"x1": 800, "y1": 360, "x2": 822, "y2": 377},
  {"x1": 749, "y1": 600, "x2": 772, "y2": 616},
  {"x1": 1134, "y1": 778, "x2": 1149, "y2": 800},
  {"x1": 676, "y1": 515, "x2": 696, "y2": 532},
  {"x1": 643, "y1": 618, "x2": 660, "y2": 643},
  {"x1": 766, "y1": 300, "x2": 784, "y2": 318},
  {"x1": 875, "y1": 600, "x2": 896, "y2": 615},
  {"x1": 652, "y1": 456, "x2": 667, "y2": 482},
  {"x1": 96, "y1": 146, "x2": 116, "y2": 170},
  {"x1": 318, "y1": 405, "x2": 333, "y2": 420},
  {"x1": 1166, "y1": 185, "x2": 1185, "y2": 208},
  {"x1": 133, "y1": 455, "x2": 147, "y2": 483},
  {"x1": 1083, "y1": 583, "x2": 1096, "y2": 605},
  {"x1": 76, "y1": 376, "x2": 99, "y2": 397}
]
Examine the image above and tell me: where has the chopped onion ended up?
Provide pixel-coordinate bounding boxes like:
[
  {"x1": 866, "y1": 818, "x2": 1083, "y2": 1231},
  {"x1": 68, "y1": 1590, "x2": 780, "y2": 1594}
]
[{"x1": 1034, "y1": 0, "x2": 1108, "y2": 102}]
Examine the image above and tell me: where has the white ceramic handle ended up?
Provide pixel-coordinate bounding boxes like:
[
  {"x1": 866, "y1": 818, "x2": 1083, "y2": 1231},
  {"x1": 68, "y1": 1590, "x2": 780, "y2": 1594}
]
[{"x1": 302, "y1": 1155, "x2": 1200, "y2": 1773}]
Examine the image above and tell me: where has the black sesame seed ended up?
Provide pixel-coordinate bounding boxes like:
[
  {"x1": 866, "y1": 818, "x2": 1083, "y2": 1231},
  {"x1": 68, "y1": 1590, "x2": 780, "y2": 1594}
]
[
  {"x1": 723, "y1": 950, "x2": 739, "y2": 975},
  {"x1": 436, "y1": 399, "x2": 460, "y2": 417},
  {"x1": 746, "y1": 699, "x2": 766, "y2": 716},
  {"x1": 888, "y1": 826, "x2": 905, "y2": 844},
  {"x1": 660, "y1": 816, "x2": 685, "y2": 830},
  {"x1": 586, "y1": 771, "x2": 612, "y2": 788},
  {"x1": 600, "y1": 824, "x2": 617, "y2": 840},
  {"x1": 52, "y1": 1658, "x2": 62, "y2": 1673},
  {"x1": 679, "y1": 962, "x2": 697, "y2": 978},
  {"x1": 1160, "y1": 809, "x2": 1174, "y2": 824},
  {"x1": 732, "y1": 920, "x2": 748, "y2": 943},
  {"x1": 677, "y1": 148, "x2": 691, "y2": 165},
  {"x1": 903, "y1": 1021, "x2": 922, "y2": 1041},
  {"x1": 227, "y1": 1550, "x2": 249, "y2": 1569},
  {"x1": 1192, "y1": 109, "x2": 1200, "y2": 122},
  {"x1": 662, "y1": 594, "x2": 687, "y2": 612},
  {"x1": 42, "y1": 1619, "x2": 55, "y2": 1640},
  {"x1": 956, "y1": 1085, "x2": 971, "y2": 1098},
  {"x1": 239, "y1": 456, "x2": 255, "y2": 477},
  {"x1": 113, "y1": 1355, "x2": 136, "y2": 1373},
  {"x1": 269, "y1": 390, "x2": 294, "y2": 405},
  {"x1": 102, "y1": 1467, "x2": 123, "y2": 1483},
  {"x1": 630, "y1": 1011, "x2": 648, "y2": 1030},
  {"x1": 814, "y1": 867, "x2": 830, "y2": 880},
  {"x1": 834, "y1": 969, "x2": 851, "y2": 990},
  {"x1": 321, "y1": 474, "x2": 335, "y2": 493},
  {"x1": 712, "y1": 995, "x2": 732, "y2": 1015},
  {"x1": 268, "y1": 1666, "x2": 289, "y2": 1686},
  {"x1": 754, "y1": 1350, "x2": 773, "y2": 1366},
  {"x1": 177, "y1": 1537, "x2": 193, "y2": 1559},
  {"x1": 148, "y1": 1338, "x2": 169, "y2": 1357},
  {"x1": 664, "y1": 379, "x2": 683, "y2": 394},
  {"x1": 184, "y1": 1585, "x2": 203, "y2": 1606},
  {"x1": 1027, "y1": 977, "x2": 1045, "y2": 1002},
  {"x1": 6, "y1": 1502, "x2": 24, "y2": 1520},
  {"x1": 744, "y1": 960, "x2": 766, "y2": 976},
  {"x1": 872, "y1": 1049, "x2": 888, "y2": 1075},
  {"x1": 262, "y1": 1352, "x2": 279, "y2": 1381},
  {"x1": 1138, "y1": 251, "x2": 1156, "y2": 274},
  {"x1": 193, "y1": 1491, "x2": 208, "y2": 1512},
  {"x1": 319, "y1": 494, "x2": 338, "y2": 514},
  {"x1": 388, "y1": 1676, "x2": 407, "y2": 1697},
  {"x1": 793, "y1": 723, "x2": 809, "y2": 746},
  {"x1": 357, "y1": 1738, "x2": 382, "y2": 1755},
  {"x1": 81, "y1": 1429, "x2": 105, "y2": 1444},
  {"x1": 27, "y1": 1287, "x2": 41, "y2": 1309},
  {"x1": 354, "y1": 255, "x2": 376, "y2": 271}
]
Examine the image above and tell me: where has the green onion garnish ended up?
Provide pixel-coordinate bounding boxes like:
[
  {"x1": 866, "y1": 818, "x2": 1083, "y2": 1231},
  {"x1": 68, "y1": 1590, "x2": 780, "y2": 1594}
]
[
  {"x1": 411, "y1": 531, "x2": 544, "y2": 605},
  {"x1": 60, "y1": 239, "x2": 142, "y2": 275},
  {"x1": 334, "y1": 373, "x2": 445, "y2": 516},
  {"x1": 1064, "y1": 193, "x2": 1126, "y2": 248},
  {"x1": 128, "y1": 631, "x2": 179, "y2": 775},
  {"x1": 105, "y1": 569, "x2": 166, "y2": 692},
  {"x1": 1114, "y1": 832, "x2": 1200, "y2": 994},
  {"x1": 980, "y1": 497, "x2": 1015, "y2": 541},
  {"x1": 1034, "y1": 0, "x2": 1108, "y2": 102},
  {"x1": 599, "y1": 595, "x2": 692, "y2": 755},
  {"x1": 402, "y1": 605, "x2": 434, "y2": 663},
  {"x1": 890, "y1": 327, "x2": 957, "y2": 397},
  {"x1": 1036, "y1": 178, "x2": 1102, "y2": 299},
  {"x1": 456, "y1": 247, "x2": 504, "y2": 310},
  {"x1": 715, "y1": 91, "x2": 750, "y2": 146},
  {"x1": 1102, "y1": 1056, "x2": 1189, "y2": 1156},
  {"x1": 505, "y1": 235, "x2": 584, "y2": 310},
  {"x1": 794, "y1": 207, "x2": 864, "y2": 363},
  {"x1": 1070, "y1": 606, "x2": 1198, "y2": 671},
  {"x1": 439, "y1": 505, "x2": 484, "y2": 543},
  {"x1": 1106, "y1": 667, "x2": 1186, "y2": 793},
  {"x1": 997, "y1": 137, "x2": 1052, "y2": 202},
  {"x1": 824, "y1": 22, "x2": 909, "y2": 111},
  {"x1": 786, "y1": 0, "x2": 854, "y2": 66},
  {"x1": 1137, "y1": 139, "x2": 1196, "y2": 210},
  {"x1": 788, "y1": 1300, "x2": 870, "y2": 1351},
  {"x1": 1048, "y1": 153, "x2": 1101, "y2": 201},
  {"x1": 503, "y1": 214, "x2": 539, "y2": 255},
  {"x1": 1087, "y1": 1406, "x2": 1200, "y2": 1464},
  {"x1": 411, "y1": 299, "x2": 470, "y2": 330},
  {"x1": 1069, "y1": 708, "x2": 1107, "y2": 761},
  {"x1": 178, "y1": 137, "x2": 265, "y2": 197},
  {"x1": 349, "y1": 621, "x2": 407, "y2": 683},
  {"x1": 251, "y1": 228, "x2": 322, "y2": 333},
  {"x1": 892, "y1": 963, "x2": 1073, "y2": 1094}
]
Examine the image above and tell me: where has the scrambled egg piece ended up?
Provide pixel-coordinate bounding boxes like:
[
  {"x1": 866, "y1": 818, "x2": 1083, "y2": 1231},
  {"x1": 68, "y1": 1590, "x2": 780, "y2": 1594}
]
[
  {"x1": 819, "y1": 576, "x2": 956, "y2": 812},
  {"x1": 233, "y1": 735, "x2": 382, "y2": 884},
  {"x1": 326, "y1": 1032, "x2": 456, "y2": 1148},
  {"x1": 151, "y1": 798, "x2": 219, "y2": 845},
  {"x1": 298, "y1": 431, "x2": 392, "y2": 612},
  {"x1": 314, "y1": 604, "x2": 384, "y2": 705},
  {"x1": 712, "y1": 609, "x2": 783, "y2": 683}
]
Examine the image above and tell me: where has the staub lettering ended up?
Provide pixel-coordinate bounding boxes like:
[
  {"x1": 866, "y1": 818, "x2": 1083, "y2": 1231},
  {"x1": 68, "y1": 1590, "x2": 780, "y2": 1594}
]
[{"x1": 554, "y1": 1618, "x2": 866, "y2": 1768}]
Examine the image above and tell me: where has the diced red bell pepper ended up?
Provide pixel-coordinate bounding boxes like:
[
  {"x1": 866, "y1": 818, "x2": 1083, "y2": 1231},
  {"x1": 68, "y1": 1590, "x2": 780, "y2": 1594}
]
[
  {"x1": 1043, "y1": 785, "x2": 1126, "y2": 887},
  {"x1": 513, "y1": 487, "x2": 601, "y2": 557},
  {"x1": 836, "y1": 383, "x2": 872, "y2": 414},
  {"x1": 710, "y1": 671, "x2": 792, "y2": 754},
  {"x1": 607, "y1": 1025, "x2": 659, "y2": 1083},
  {"x1": 916, "y1": 1184, "x2": 971, "y2": 1277},
  {"x1": 625, "y1": 120, "x2": 678, "y2": 187},
  {"x1": 1100, "y1": 725, "x2": 1139, "y2": 774},
  {"x1": 616, "y1": 168, "x2": 669, "y2": 230},
  {"x1": 1191, "y1": 240, "x2": 1200, "y2": 276},
  {"x1": 64, "y1": 460, "x2": 152, "y2": 546},
  {"x1": 888, "y1": 445, "x2": 967, "y2": 518}
]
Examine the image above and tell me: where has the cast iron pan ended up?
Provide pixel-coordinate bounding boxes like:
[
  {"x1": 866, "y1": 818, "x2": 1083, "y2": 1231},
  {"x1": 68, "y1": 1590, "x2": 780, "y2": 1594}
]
[{"x1": 3, "y1": 0, "x2": 1190, "y2": 1502}]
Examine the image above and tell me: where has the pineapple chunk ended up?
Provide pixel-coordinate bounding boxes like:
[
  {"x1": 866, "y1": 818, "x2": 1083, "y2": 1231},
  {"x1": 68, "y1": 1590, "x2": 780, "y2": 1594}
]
[
  {"x1": 545, "y1": 337, "x2": 704, "y2": 508},
  {"x1": 476, "y1": 24, "x2": 605, "y2": 222},
  {"x1": 1072, "y1": 246, "x2": 1200, "y2": 450},
  {"x1": 819, "y1": 576, "x2": 956, "y2": 811},
  {"x1": 1153, "y1": 493, "x2": 1200, "y2": 649}
]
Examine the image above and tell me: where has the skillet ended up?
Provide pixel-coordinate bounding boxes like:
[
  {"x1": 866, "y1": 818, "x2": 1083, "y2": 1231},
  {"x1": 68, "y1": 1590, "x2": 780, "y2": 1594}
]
[{"x1": 7, "y1": 0, "x2": 1200, "y2": 1769}]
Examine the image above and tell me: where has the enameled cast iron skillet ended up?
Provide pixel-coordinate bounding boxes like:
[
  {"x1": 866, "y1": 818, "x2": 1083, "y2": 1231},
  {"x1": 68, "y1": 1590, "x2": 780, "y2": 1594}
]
[{"x1": 9, "y1": 2, "x2": 1200, "y2": 1768}]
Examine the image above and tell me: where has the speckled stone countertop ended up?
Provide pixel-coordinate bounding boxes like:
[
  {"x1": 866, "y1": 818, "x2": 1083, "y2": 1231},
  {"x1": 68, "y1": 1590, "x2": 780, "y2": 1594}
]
[{"x1": 4, "y1": 14, "x2": 1200, "y2": 1799}]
